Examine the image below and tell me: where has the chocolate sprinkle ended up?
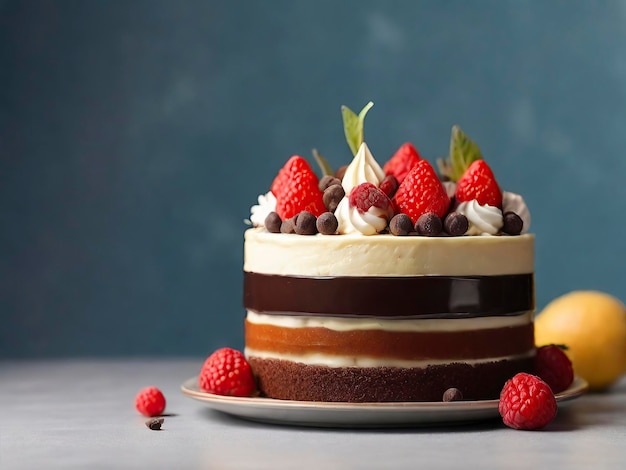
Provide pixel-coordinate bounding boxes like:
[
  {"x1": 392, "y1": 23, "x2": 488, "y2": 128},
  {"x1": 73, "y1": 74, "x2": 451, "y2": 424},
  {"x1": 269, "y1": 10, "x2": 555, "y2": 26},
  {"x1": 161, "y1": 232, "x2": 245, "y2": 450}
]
[
  {"x1": 442, "y1": 388, "x2": 464, "y2": 402},
  {"x1": 319, "y1": 175, "x2": 342, "y2": 191},
  {"x1": 316, "y1": 212, "x2": 338, "y2": 235},
  {"x1": 502, "y1": 212, "x2": 523, "y2": 235},
  {"x1": 415, "y1": 213, "x2": 442, "y2": 236},
  {"x1": 444, "y1": 212, "x2": 469, "y2": 236},
  {"x1": 389, "y1": 214, "x2": 413, "y2": 236},
  {"x1": 294, "y1": 211, "x2": 318, "y2": 235},
  {"x1": 323, "y1": 184, "x2": 345, "y2": 212},
  {"x1": 264, "y1": 212, "x2": 282, "y2": 233}
]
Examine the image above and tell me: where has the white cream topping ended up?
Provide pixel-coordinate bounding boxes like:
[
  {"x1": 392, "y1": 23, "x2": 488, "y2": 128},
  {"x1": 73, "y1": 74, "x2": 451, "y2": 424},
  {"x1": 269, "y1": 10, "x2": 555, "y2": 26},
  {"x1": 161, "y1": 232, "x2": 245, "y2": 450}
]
[
  {"x1": 503, "y1": 191, "x2": 531, "y2": 234},
  {"x1": 340, "y1": 142, "x2": 385, "y2": 195},
  {"x1": 244, "y1": 348, "x2": 535, "y2": 368},
  {"x1": 244, "y1": 228, "x2": 534, "y2": 276},
  {"x1": 249, "y1": 191, "x2": 277, "y2": 227},
  {"x1": 456, "y1": 200, "x2": 503, "y2": 235},
  {"x1": 246, "y1": 310, "x2": 534, "y2": 332},
  {"x1": 335, "y1": 142, "x2": 387, "y2": 235},
  {"x1": 336, "y1": 200, "x2": 390, "y2": 235}
]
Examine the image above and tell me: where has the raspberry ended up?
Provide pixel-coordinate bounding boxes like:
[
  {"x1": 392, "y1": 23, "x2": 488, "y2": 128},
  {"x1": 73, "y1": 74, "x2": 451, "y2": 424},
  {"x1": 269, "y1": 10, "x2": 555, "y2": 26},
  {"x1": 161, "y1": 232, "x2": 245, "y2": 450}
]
[
  {"x1": 499, "y1": 373, "x2": 557, "y2": 430},
  {"x1": 348, "y1": 182, "x2": 393, "y2": 216},
  {"x1": 198, "y1": 347, "x2": 256, "y2": 397},
  {"x1": 534, "y1": 345, "x2": 574, "y2": 393},
  {"x1": 135, "y1": 386, "x2": 166, "y2": 417}
]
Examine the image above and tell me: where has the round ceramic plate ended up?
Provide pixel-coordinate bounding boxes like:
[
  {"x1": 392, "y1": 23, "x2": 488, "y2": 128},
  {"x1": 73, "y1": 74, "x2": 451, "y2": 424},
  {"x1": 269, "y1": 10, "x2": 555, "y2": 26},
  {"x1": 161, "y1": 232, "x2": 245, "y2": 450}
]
[{"x1": 181, "y1": 376, "x2": 588, "y2": 428}]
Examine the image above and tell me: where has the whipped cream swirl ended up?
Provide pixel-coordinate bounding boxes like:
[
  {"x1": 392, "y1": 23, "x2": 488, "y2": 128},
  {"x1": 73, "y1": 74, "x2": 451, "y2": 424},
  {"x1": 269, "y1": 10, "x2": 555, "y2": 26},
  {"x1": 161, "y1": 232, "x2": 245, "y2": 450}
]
[
  {"x1": 335, "y1": 198, "x2": 391, "y2": 235},
  {"x1": 340, "y1": 142, "x2": 385, "y2": 194},
  {"x1": 502, "y1": 191, "x2": 531, "y2": 234},
  {"x1": 456, "y1": 200, "x2": 503, "y2": 235},
  {"x1": 249, "y1": 191, "x2": 277, "y2": 227}
]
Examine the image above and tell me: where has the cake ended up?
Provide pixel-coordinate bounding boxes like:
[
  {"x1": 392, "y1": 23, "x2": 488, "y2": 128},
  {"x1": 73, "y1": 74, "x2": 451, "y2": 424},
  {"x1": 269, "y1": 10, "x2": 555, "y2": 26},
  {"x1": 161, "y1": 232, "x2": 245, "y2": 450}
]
[{"x1": 243, "y1": 103, "x2": 535, "y2": 402}]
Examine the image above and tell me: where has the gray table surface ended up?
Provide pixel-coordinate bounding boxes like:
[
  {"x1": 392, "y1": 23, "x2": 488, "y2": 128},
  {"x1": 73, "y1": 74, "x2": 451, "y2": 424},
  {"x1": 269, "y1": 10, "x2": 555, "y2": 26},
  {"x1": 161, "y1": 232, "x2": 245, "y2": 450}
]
[{"x1": 2, "y1": 359, "x2": 626, "y2": 469}]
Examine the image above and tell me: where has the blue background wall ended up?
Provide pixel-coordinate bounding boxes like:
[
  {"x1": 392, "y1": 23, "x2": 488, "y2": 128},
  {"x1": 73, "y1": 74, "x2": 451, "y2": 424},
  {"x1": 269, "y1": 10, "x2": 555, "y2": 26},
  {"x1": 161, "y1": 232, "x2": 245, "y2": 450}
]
[{"x1": 2, "y1": 0, "x2": 625, "y2": 357}]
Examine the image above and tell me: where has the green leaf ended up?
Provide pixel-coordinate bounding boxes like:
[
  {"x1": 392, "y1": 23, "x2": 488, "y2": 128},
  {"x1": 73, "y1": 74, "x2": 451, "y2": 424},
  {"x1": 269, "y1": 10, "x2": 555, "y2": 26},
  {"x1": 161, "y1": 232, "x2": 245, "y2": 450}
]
[
  {"x1": 444, "y1": 125, "x2": 483, "y2": 181},
  {"x1": 312, "y1": 148, "x2": 334, "y2": 176},
  {"x1": 342, "y1": 101, "x2": 374, "y2": 156}
]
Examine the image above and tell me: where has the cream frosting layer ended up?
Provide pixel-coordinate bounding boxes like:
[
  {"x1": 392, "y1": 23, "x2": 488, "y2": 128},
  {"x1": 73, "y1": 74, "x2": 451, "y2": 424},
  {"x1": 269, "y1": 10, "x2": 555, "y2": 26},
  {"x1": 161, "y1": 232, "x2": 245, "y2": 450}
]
[
  {"x1": 244, "y1": 228, "x2": 534, "y2": 276},
  {"x1": 244, "y1": 348, "x2": 535, "y2": 368},
  {"x1": 246, "y1": 310, "x2": 533, "y2": 332}
]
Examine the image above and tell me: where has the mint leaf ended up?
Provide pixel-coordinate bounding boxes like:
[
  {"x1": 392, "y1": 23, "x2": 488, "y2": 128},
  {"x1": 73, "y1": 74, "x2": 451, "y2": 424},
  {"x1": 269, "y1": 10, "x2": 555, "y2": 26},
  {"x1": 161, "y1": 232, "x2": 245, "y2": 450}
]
[
  {"x1": 439, "y1": 125, "x2": 482, "y2": 181},
  {"x1": 342, "y1": 101, "x2": 374, "y2": 156}
]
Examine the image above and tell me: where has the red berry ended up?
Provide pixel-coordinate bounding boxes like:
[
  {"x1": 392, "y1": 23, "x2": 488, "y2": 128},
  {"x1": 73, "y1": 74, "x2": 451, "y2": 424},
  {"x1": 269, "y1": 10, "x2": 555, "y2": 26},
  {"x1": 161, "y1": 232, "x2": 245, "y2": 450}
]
[
  {"x1": 348, "y1": 182, "x2": 394, "y2": 218},
  {"x1": 379, "y1": 175, "x2": 399, "y2": 198},
  {"x1": 393, "y1": 160, "x2": 450, "y2": 224},
  {"x1": 499, "y1": 373, "x2": 557, "y2": 430},
  {"x1": 455, "y1": 160, "x2": 502, "y2": 208},
  {"x1": 383, "y1": 142, "x2": 421, "y2": 184},
  {"x1": 198, "y1": 347, "x2": 256, "y2": 397},
  {"x1": 135, "y1": 386, "x2": 166, "y2": 417},
  {"x1": 534, "y1": 345, "x2": 574, "y2": 394},
  {"x1": 270, "y1": 156, "x2": 325, "y2": 219}
]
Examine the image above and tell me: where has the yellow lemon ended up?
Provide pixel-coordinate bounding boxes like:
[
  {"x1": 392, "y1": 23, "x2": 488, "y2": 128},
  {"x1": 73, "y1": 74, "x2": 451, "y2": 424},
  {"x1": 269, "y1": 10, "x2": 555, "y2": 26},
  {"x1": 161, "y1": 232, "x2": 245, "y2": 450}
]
[{"x1": 535, "y1": 290, "x2": 626, "y2": 390}]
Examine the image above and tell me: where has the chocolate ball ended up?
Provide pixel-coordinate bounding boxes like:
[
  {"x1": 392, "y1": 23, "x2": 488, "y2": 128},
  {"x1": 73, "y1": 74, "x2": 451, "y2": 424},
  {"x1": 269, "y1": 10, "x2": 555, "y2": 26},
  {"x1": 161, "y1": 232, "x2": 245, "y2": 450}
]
[
  {"x1": 264, "y1": 212, "x2": 282, "y2": 233},
  {"x1": 443, "y1": 388, "x2": 463, "y2": 402},
  {"x1": 280, "y1": 216, "x2": 296, "y2": 234},
  {"x1": 294, "y1": 211, "x2": 318, "y2": 235},
  {"x1": 389, "y1": 214, "x2": 413, "y2": 236},
  {"x1": 415, "y1": 213, "x2": 442, "y2": 236},
  {"x1": 335, "y1": 165, "x2": 348, "y2": 181},
  {"x1": 323, "y1": 184, "x2": 345, "y2": 212},
  {"x1": 502, "y1": 211, "x2": 523, "y2": 235},
  {"x1": 444, "y1": 212, "x2": 469, "y2": 236},
  {"x1": 316, "y1": 212, "x2": 338, "y2": 235},
  {"x1": 319, "y1": 175, "x2": 342, "y2": 192}
]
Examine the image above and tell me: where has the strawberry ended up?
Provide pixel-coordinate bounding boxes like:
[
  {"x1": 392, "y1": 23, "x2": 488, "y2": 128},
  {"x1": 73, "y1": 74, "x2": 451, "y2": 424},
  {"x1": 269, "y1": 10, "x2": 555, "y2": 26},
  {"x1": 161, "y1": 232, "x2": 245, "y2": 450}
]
[
  {"x1": 393, "y1": 160, "x2": 450, "y2": 224},
  {"x1": 349, "y1": 182, "x2": 394, "y2": 218},
  {"x1": 199, "y1": 347, "x2": 256, "y2": 397},
  {"x1": 270, "y1": 156, "x2": 325, "y2": 219},
  {"x1": 383, "y1": 142, "x2": 421, "y2": 184},
  {"x1": 455, "y1": 160, "x2": 502, "y2": 208}
]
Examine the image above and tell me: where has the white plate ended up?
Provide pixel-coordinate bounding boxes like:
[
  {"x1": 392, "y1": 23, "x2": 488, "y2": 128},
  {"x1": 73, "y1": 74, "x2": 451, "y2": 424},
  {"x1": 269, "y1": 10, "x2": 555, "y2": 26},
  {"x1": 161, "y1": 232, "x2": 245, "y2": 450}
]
[{"x1": 181, "y1": 376, "x2": 588, "y2": 428}]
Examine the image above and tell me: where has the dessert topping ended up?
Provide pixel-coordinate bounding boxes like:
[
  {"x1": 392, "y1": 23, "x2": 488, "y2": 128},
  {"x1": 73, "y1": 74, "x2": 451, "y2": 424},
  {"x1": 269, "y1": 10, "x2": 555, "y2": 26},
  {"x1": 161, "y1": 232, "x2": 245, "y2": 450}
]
[
  {"x1": 323, "y1": 184, "x2": 345, "y2": 212},
  {"x1": 280, "y1": 216, "x2": 296, "y2": 234},
  {"x1": 250, "y1": 191, "x2": 277, "y2": 227},
  {"x1": 534, "y1": 345, "x2": 574, "y2": 394},
  {"x1": 455, "y1": 159, "x2": 503, "y2": 208},
  {"x1": 502, "y1": 211, "x2": 524, "y2": 236},
  {"x1": 319, "y1": 175, "x2": 342, "y2": 191},
  {"x1": 383, "y1": 142, "x2": 421, "y2": 184},
  {"x1": 264, "y1": 212, "x2": 282, "y2": 233},
  {"x1": 316, "y1": 212, "x2": 339, "y2": 235},
  {"x1": 389, "y1": 214, "x2": 413, "y2": 236},
  {"x1": 294, "y1": 211, "x2": 318, "y2": 235},
  {"x1": 270, "y1": 155, "x2": 325, "y2": 219},
  {"x1": 502, "y1": 191, "x2": 531, "y2": 233},
  {"x1": 379, "y1": 175, "x2": 399, "y2": 198},
  {"x1": 337, "y1": 182, "x2": 393, "y2": 235},
  {"x1": 393, "y1": 160, "x2": 451, "y2": 224},
  {"x1": 342, "y1": 101, "x2": 374, "y2": 156},
  {"x1": 443, "y1": 212, "x2": 469, "y2": 236},
  {"x1": 498, "y1": 373, "x2": 557, "y2": 430},
  {"x1": 198, "y1": 347, "x2": 256, "y2": 397},
  {"x1": 437, "y1": 125, "x2": 483, "y2": 182},
  {"x1": 455, "y1": 200, "x2": 503, "y2": 235},
  {"x1": 415, "y1": 212, "x2": 443, "y2": 237},
  {"x1": 340, "y1": 142, "x2": 386, "y2": 194},
  {"x1": 145, "y1": 417, "x2": 165, "y2": 430}
]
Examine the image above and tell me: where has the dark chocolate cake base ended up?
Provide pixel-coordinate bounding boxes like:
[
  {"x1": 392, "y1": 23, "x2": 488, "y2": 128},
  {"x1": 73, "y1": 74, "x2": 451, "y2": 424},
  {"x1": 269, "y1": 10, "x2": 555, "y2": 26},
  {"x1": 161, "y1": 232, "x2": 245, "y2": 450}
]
[{"x1": 248, "y1": 357, "x2": 534, "y2": 402}]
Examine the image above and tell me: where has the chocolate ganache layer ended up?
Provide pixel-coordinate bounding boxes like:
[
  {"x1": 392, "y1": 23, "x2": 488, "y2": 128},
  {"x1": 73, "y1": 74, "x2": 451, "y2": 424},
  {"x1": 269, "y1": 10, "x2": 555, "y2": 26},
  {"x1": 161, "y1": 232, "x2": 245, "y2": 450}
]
[{"x1": 243, "y1": 273, "x2": 534, "y2": 318}]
